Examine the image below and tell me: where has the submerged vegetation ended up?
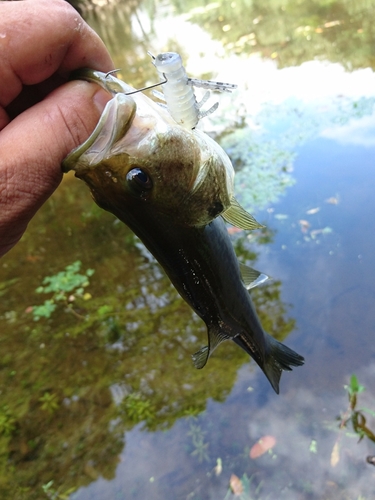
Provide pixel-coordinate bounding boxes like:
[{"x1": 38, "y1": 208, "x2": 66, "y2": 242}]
[
  {"x1": 32, "y1": 261, "x2": 95, "y2": 321},
  {"x1": 335, "y1": 375, "x2": 375, "y2": 450},
  {"x1": 1, "y1": 0, "x2": 375, "y2": 498},
  {"x1": 0, "y1": 178, "x2": 295, "y2": 497}
]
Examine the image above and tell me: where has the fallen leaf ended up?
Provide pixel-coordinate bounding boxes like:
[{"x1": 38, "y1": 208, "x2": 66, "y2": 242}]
[
  {"x1": 330, "y1": 441, "x2": 340, "y2": 467},
  {"x1": 324, "y1": 20, "x2": 341, "y2": 27},
  {"x1": 310, "y1": 229, "x2": 323, "y2": 239},
  {"x1": 309, "y1": 439, "x2": 317, "y2": 453},
  {"x1": 25, "y1": 255, "x2": 43, "y2": 263},
  {"x1": 274, "y1": 213, "x2": 288, "y2": 220},
  {"x1": 298, "y1": 220, "x2": 310, "y2": 233},
  {"x1": 306, "y1": 207, "x2": 320, "y2": 215},
  {"x1": 24, "y1": 306, "x2": 33, "y2": 314},
  {"x1": 229, "y1": 474, "x2": 243, "y2": 495},
  {"x1": 214, "y1": 458, "x2": 222, "y2": 476},
  {"x1": 249, "y1": 435, "x2": 276, "y2": 459},
  {"x1": 326, "y1": 197, "x2": 339, "y2": 205},
  {"x1": 227, "y1": 227, "x2": 243, "y2": 235},
  {"x1": 311, "y1": 226, "x2": 332, "y2": 239}
]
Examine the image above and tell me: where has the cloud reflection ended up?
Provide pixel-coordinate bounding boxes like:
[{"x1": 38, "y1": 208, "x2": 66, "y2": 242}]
[{"x1": 244, "y1": 363, "x2": 375, "y2": 499}]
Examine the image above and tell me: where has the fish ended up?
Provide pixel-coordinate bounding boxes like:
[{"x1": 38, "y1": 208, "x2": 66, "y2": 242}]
[{"x1": 62, "y1": 69, "x2": 304, "y2": 393}]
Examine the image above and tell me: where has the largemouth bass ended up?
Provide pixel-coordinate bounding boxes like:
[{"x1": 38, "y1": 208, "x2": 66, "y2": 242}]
[{"x1": 62, "y1": 70, "x2": 304, "y2": 393}]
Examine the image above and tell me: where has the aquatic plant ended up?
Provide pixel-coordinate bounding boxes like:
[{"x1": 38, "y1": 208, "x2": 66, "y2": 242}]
[
  {"x1": 221, "y1": 128, "x2": 296, "y2": 214},
  {"x1": 340, "y1": 374, "x2": 375, "y2": 443},
  {"x1": 224, "y1": 473, "x2": 265, "y2": 500},
  {"x1": 39, "y1": 392, "x2": 60, "y2": 415},
  {"x1": 42, "y1": 480, "x2": 76, "y2": 500},
  {"x1": 188, "y1": 422, "x2": 210, "y2": 463},
  {"x1": 32, "y1": 261, "x2": 95, "y2": 321},
  {"x1": 0, "y1": 406, "x2": 16, "y2": 437},
  {"x1": 330, "y1": 375, "x2": 375, "y2": 467},
  {"x1": 120, "y1": 393, "x2": 156, "y2": 424}
]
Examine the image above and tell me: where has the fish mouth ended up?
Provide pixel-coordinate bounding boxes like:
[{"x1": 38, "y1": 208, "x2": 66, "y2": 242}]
[
  {"x1": 61, "y1": 70, "x2": 266, "y2": 232},
  {"x1": 62, "y1": 69, "x2": 174, "y2": 174},
  {"x1": 62, "y1": 92, "x2": 137, "y2": 174}
]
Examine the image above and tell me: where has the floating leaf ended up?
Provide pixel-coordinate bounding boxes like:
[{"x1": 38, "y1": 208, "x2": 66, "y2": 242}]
[
  {"x1": 26, "y1": 254, "x2": 43, "y2": 263},
  {"x1": 298, "y1": 220, "x2": 310, "y2": 233},
  {"x1": 214, "y1": 458, "x2": 222, "y2": 476},
  {"x1": 331, "y1": 441, "x2": 340, "y2": 467},
  {"x1": 326, "y1": 196, "x2": 339, "y2": 205},
  {"x1": 324, "y1": 20, "x2": 341, "y2": 27},
  {"x1": 274, "y1": 213, "x2": 288, "y2": 220},
  {"x1": 229, "y1": 474, "x2": 243, "y2": 495},
  {"x1": 311, "y1": 227, "x2": 332, "y2": 239},
  {"x1": 227, "y1": 226, "x2": 243, "y2": 235},
  {"x1": 249, "y1": 435, "x2": 276, "y2": 459},
  {"x1": 306, "y1": 207, "x2": 320, "y2": 215},
  {"x1": 309, "y1": 439, "x2": 317, "y2": 453}
]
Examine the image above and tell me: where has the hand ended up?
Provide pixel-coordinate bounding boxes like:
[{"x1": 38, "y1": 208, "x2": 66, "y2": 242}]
[{"x1": 0, "y1": 0, "x2": 114, "y2": 257}]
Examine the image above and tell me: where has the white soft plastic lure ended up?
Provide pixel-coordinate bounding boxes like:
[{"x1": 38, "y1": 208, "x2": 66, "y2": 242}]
[{"x1": 151, "y1": 52, "x2": 237, "y2": 129}]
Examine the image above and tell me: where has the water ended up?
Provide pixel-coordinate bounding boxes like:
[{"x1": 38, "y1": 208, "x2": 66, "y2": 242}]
[{"x1": 2, "y1": 0, "x2": 375, "y2": 498}]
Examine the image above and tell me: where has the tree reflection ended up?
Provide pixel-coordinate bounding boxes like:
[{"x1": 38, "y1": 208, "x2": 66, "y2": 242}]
[
  {"x1": 71, "y1": 0, "x2": 375, "y2": 72},
  {"x1": 170, "y1": 0, "x2": 375, "y2": 70},
  {"x1": 0, "y1": 179, "x2": 295, "y2": 498}
]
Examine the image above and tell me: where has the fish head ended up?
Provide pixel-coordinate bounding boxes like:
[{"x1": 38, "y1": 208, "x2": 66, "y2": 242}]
[{"x1": 62, "y1": 70, "x2": 234, "y2": 227}]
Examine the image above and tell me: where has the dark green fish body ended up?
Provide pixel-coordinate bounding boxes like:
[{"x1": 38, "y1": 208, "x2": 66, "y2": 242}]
[
  {"x1": 86, "y1": 177, "x2": 302, "y2": 393},
  {"x1": 63, "y1": 69, "x2": 304, "y2": 393}
]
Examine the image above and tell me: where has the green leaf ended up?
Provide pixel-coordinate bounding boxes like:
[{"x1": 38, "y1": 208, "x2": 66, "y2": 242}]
[
  {"x1": 360, "y1": 407, "x2": 375, "y2": 418},
  {"x1": 349, "y1": 374, "x2": 365, "y2": 395}
]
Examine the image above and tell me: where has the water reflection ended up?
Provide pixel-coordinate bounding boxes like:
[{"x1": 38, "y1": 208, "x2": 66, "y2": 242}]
[
  {"x1": 0, "y1": 173, "x2": 295, "y2": 498},
  {"x1": 2, "y1": 0, "x2": 375, "y2": 498}
]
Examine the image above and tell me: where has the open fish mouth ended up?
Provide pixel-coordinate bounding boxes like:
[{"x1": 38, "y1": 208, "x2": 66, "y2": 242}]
[{"x1": 62, "y1": 69, "x2": 264, "y2": 230}]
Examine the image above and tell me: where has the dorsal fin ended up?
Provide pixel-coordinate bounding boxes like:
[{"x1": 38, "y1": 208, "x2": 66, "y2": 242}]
[
  {"x1": 221, "y1": 197, "x2": 264, "y2": 230},
  {"x1": 239, "y1": 263, "x2": 269, "y2": 290}
]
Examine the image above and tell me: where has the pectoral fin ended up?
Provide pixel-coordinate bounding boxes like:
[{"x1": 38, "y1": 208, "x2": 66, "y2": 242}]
[
  {"x1": 192, "y1": 327, "x2": 230, "y2": 369},
  {"x1": 239, "y1": 263, "x2": 269, "y2": 290},
  {"x1": 221, "y1": 197, "x2": 264, "y2": 230}
]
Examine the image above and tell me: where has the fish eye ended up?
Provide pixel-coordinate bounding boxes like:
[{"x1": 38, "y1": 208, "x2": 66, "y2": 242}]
[{"x1": 126, "y1": 168, "x2": 153, "y2": 194}]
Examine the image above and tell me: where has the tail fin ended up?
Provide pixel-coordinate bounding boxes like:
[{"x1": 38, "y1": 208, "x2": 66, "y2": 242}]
[
  {"x1": 192, "y1": 323, "x2": 304, "y2": 394},
  {"x1": 262, "y1": 337, "x2": 304, "y2": 394},
  {"x1": 233, "y1": 334, "x2": 304, "y2": 394}
]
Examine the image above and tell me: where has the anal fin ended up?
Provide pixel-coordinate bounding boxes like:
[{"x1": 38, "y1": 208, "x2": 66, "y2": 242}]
[
  {"x1": 239, "y1": 263, "x2": 269, "y2": 290},
  {"x1": 192, "y1": 346, "x2": 209, "y2": 369},
  {"x1": 192, "y1": 326, "x2": 230, "y2": 369}
]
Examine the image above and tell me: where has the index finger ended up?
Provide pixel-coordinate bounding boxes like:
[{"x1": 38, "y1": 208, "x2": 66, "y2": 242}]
[{"x1": 0, "y1": 0, "x2": 114, "y2": 107}]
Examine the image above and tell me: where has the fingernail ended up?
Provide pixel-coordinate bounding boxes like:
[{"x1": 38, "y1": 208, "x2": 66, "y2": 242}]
[{"x1": 93, "y1": 88, "x2": 112, "y2": 114}]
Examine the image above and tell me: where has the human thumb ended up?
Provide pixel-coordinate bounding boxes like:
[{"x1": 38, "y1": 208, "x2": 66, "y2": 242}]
[{"x1": 0, "y1": 80, "x2": 112, "y2": 256}]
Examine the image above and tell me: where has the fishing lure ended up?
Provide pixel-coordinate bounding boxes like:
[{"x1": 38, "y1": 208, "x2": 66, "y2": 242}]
[{"x1": 151, "y1": 51, "x2": 237, "y2": 129}]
